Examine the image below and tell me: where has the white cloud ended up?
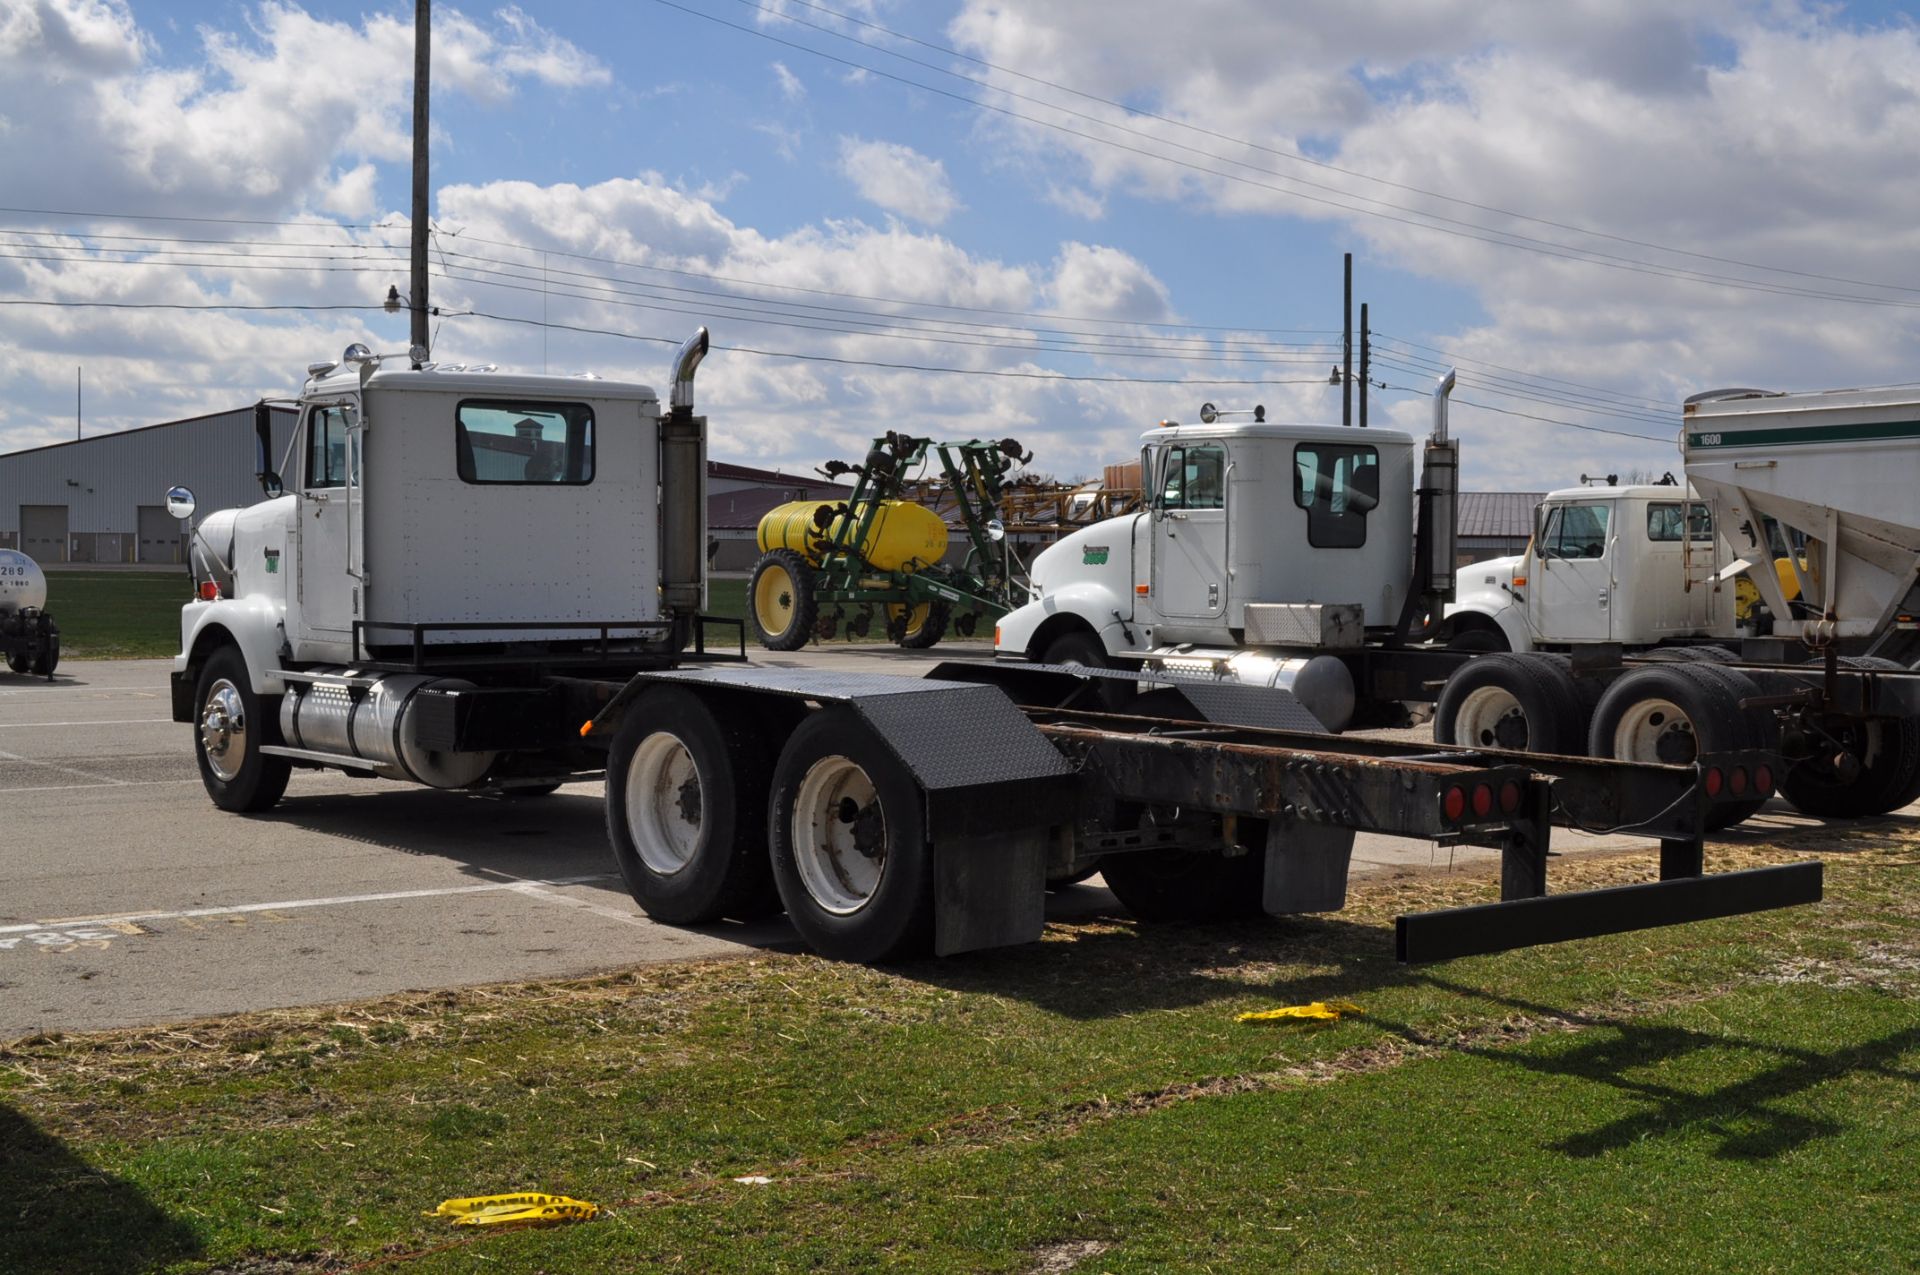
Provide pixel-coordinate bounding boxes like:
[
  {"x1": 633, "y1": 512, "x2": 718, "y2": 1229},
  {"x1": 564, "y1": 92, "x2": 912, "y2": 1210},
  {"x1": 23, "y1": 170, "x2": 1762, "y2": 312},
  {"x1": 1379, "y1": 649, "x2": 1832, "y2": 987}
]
[
  {"x1": 837, "y1": 137, "x2": 961, "y2": 225},
  {"x1": 1043, "y1": 183, "x2": 1105, "y2": 220},
  {"x1": 772, "y1": 60, "x2": 804, "y2": 102}
]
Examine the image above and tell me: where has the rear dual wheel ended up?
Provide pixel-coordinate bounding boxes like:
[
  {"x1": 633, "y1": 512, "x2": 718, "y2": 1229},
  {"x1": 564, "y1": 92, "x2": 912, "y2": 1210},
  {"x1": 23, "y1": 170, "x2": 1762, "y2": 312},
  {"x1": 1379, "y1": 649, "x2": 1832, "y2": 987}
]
[
  {"x1": 1586, "y1": 662, "x2": 1772, "y2": 830},
  {"x1": 605, "y1": 687, "x2": 781, "y2": 924},
  {"x1": 1776, "y1": 656, "x2": 1920, "y2": 817},
  {"x1": 1434, "y1": 653, "x2": 1587, "y2": 755}
]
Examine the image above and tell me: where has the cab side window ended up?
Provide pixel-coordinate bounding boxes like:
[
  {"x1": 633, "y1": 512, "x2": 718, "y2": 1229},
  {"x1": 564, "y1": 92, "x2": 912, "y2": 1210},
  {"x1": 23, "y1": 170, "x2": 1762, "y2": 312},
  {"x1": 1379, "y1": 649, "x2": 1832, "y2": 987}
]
[
  {"x1": 1160, "y1": 444, "x2": 1225, "y2": 510},
  {"x1": 304, "y1": 405, "x2": 356, "y2": 490},
  {"x1": 1541, "y1": 503, "x2": 1611, "y2": 558},
  {"x1": 1292, "y1": 442, "x2": 1378, "y2": 548},
  {"x1": 1647, "y1": 502, "x2": 1714, "y2": 542}
]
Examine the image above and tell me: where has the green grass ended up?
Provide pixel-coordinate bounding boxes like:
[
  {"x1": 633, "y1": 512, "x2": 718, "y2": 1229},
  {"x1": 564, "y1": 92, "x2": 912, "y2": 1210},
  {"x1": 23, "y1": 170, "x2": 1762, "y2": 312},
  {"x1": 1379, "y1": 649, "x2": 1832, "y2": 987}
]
[
  {"x1": 3, "y1": 830, "x2": 1917, "y2": 1274},
  {"x1": 42, "y1": 570, "x2": 191, "y2": 660}
]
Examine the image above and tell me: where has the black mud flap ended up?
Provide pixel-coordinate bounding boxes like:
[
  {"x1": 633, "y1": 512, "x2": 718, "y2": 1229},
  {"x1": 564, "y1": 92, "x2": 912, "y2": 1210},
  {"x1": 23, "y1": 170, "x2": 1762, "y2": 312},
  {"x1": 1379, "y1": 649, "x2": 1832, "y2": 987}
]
[{"x1": 1394, "y1": 861, "x2": 1823, "y2": 963}]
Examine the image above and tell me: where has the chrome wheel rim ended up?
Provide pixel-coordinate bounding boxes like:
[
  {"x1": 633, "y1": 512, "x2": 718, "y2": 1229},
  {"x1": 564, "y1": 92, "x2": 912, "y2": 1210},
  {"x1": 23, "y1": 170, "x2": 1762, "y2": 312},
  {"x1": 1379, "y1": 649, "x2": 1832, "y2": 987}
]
[
  {"x1": 792, "y1": 756, "x2": 884, "y2": 915},
  {"x1": 200, "y1": 679, "x2": 248, "y2": 781},
  {"x1": 628, "y1": 732, "x2": 703, "y2": 875}
]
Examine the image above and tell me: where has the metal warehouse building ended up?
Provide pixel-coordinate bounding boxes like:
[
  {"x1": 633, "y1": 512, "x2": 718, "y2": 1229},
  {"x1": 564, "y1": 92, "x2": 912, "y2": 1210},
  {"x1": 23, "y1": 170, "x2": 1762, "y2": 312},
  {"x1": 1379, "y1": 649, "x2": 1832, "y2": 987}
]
[{"x1": 0, "y1": 408, "x2": 298, "y2": 564}]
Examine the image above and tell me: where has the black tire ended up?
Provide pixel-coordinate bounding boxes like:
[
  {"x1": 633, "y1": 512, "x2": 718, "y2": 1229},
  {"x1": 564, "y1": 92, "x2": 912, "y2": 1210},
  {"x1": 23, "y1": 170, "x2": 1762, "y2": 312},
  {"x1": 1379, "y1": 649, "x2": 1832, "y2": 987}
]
[
  {"x1": 605, "y1": 687, "x2": 781, "y2": 924},
  {"x1": 1434, "y1": 653, "x2": 1586, "y2": 755},
  {"x1": 1446, "y1": 625, "x2": 1508, "y2": 653},
  {"x1": 1777, "y1": 656, "x2": 1920, "y2": 817},
  {"x1": 1041, "y1": 629, "x2": 1135, "y2": 712},
  {"x1": 192, "y1": 646, "x2": 292, "y2": 813},
  {"x1": 1046, "y1": 859, "x2": 1104, "y2": 888},
  {"x1": 747, "y1": 549, "x2": 818, "y2": 652},
  {"x1": 769, "y1": 707, "x2": 934, "y2": 962},
  {"x1": 1587, "y1": 663, "x2": 1767, "y2": 830},
  {"x1": 891, "y1": 598, "x2": 951, "y2": 650},
  {"x1": 5, "y1": 650, "x2": 29, "y2": 675},
  {"x1": 31, "y1": 635, "x2": 58, "y2": 677},
  {"x1": 1099, "y1": 848, "x2": 1264, "y2": 923},
  {"x1": 500, "y1": 781, "x2": 564, "y2": 799}
]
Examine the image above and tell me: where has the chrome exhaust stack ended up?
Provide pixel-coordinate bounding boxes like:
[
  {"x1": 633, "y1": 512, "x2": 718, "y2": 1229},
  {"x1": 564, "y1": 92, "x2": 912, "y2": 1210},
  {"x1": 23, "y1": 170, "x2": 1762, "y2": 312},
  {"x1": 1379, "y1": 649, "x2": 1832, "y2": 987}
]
[{"x1": 661, "y1": 327, "x2": 710, "y2": 617}]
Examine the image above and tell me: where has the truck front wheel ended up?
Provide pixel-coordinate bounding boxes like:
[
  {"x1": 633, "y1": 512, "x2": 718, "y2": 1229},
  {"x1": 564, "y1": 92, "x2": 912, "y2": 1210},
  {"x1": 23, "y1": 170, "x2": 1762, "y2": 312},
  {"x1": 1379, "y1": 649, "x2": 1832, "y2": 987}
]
[
  {"x1": 605, "y1": 687, "x2": 780, "y2": 924},
  {"x1": 769, "y1": 708, "x2": 934, "y2": 962},
  {"x1": 193, "y1": 646, "x2": 291, "y2": 813}
]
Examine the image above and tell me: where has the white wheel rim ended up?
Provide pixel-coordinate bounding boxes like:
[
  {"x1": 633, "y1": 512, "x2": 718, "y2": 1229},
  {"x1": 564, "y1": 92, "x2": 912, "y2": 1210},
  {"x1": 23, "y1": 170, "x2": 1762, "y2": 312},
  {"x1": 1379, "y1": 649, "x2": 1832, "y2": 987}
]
[
  {"x1": 1612, "y1": 697, "x2": 1696, "y2": 764},
  {"x1": 200, "y1": 679, "x2": 248, "y2": 781},
  {"x1": 1455, "y1": 685, "x2": 1527, "y2": 749},
  {"x1": 792, "y1": 755, "x2": 885, "y2": 915},
  {"x1": 627, "y1": 732, "x2": 703, "y2": 875}
]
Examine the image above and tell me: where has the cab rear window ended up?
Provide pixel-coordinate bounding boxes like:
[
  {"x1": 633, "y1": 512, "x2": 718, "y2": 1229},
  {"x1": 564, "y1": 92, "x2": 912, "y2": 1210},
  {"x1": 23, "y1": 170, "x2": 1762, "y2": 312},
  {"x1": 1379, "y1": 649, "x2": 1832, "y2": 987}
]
[{"x1": 455, "y1": 400, "x2": 595, "y2": 485}]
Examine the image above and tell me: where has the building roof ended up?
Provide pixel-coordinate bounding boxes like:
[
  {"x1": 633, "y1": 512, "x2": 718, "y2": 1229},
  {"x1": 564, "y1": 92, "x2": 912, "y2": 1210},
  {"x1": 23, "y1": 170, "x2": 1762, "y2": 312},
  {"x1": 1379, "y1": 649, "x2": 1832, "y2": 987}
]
[
  {"x1": 0, "y1": 404, "x2": 297, "y2": 461},
  {"x1": 1457, "y1": 492, "x2": 1544, "y2": 539},
  {"x1": 710, "y1": 459, "x2": 841, "y2": 488}
]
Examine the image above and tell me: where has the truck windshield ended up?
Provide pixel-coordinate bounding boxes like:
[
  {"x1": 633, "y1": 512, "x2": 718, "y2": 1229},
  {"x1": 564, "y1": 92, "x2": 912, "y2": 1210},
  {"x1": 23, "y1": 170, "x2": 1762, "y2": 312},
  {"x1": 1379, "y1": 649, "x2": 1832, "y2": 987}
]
[
  {"x1": 1540, "y1": 503, "x2": 1611, "y2": 559},
  {"x1": 455, "y1": 400, "x2": 596, "y2": 485},
  {"x1": 1293, "y1": 443, "x2": 1378, "y2": 548}
]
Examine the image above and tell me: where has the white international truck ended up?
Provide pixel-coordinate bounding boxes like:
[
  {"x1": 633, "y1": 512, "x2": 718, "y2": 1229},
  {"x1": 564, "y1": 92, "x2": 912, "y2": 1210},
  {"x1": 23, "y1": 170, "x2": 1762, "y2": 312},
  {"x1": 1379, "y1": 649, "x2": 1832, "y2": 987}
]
[
  {"x1": 172, "y1": 340, "x2": 1816, "y2": 965},
  {"x1": 1436, "y1": 385, "x2": 1920, "y2": 822},
  {"x1": 995, "y1": 378, "x2": 1920, "y2": 829}
]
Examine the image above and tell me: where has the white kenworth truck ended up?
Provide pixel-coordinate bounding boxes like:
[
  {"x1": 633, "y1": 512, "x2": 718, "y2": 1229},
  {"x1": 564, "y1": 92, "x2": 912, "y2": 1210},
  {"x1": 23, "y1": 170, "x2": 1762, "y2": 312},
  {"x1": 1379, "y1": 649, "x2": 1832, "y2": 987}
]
[
  {"x1": 995, "y1": 376, "x2": 1920, "y2": 830},
  {"x1": 173, "y1": 340, "x2": 1816, "y2": 965}
]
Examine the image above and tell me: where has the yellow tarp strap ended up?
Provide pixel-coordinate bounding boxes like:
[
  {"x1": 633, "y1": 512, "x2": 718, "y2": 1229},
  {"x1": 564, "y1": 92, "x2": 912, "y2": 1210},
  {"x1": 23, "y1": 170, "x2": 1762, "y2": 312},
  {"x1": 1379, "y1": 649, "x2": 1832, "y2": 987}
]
[
  {"x1": 1236, "y1": 999, "x2": 1364, "y2": 1024},
  {"x1": 427, "y1": 1192, "x2": 600, "y2": 1226}
]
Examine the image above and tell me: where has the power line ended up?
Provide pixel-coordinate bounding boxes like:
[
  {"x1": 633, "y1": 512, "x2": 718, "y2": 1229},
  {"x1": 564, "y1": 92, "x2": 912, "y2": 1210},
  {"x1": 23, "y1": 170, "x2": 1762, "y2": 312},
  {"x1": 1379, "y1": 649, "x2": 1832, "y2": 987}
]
[
  {"x1": 1373, "y1": 380, "x2": 1674, "y2": 443},
  {"x1": 657, "y1": 0, "x2": 1920, "y2": 309},
  {"x1": 747, "y1": 0, "x2": 1920, "y2": 300}
]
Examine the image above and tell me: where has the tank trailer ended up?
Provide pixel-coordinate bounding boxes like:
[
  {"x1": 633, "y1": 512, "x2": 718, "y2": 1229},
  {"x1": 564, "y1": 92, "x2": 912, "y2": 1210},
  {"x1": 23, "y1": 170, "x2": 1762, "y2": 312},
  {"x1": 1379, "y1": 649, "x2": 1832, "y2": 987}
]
[
  {"x1": 172, "y1": 334, "x2": 1818, "y2": 965},
  {"x1": 0, "y1": 548, "x2": 60, "y2": 680}
]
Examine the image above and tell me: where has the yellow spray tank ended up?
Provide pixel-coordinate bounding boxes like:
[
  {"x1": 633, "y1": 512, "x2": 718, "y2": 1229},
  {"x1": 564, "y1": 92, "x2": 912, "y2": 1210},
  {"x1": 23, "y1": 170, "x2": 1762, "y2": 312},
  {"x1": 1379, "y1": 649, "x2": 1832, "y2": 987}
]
[{"x1": 757, "y1": 499, "x2": 948, "y2": 573}]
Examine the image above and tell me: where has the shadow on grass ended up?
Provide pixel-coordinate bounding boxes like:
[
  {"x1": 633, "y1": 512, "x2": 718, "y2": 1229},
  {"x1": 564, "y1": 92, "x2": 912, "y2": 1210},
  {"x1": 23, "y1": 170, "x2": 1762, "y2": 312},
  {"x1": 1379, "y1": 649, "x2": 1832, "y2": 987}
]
[
  {"x1": 908, "y1": 903, "x2": 1418, "y2": 1020},
  {"x1": 1381, "y1": 975, "x2": 1920, "y2": 1162},
  {"x1": 0, "y1": 1104, "x2": 201, "y2": 1274}
]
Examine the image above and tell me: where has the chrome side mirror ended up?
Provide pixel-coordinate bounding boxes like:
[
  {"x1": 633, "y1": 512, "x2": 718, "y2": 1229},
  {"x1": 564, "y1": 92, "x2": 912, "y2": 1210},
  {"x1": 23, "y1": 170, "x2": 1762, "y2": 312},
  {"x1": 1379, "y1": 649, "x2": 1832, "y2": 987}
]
[
  {"x1": 166, "y1": 486, "x2": 197, "y2": 520},
  {"x1": 986, "y1": 518, "x2": 1006, "y2": 543}
]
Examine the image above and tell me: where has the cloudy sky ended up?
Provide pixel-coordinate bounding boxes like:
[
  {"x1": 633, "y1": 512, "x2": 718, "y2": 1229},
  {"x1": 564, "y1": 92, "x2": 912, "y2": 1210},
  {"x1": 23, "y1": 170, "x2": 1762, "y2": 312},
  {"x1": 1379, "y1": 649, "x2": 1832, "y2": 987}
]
[{"x1": 4, "y1": 0, "x2": 1920, "y2": 488}]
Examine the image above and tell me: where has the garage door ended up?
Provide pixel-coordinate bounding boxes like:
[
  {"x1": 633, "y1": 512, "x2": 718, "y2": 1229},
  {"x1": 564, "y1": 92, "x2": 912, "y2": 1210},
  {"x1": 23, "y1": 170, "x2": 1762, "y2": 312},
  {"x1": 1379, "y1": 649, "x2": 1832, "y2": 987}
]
[
  {"x1": 137, "y1": 505, "x2": 183, "y2": 564},
  {"x1": 20, "y1": 505, "x2": 68, "y2": 564}
]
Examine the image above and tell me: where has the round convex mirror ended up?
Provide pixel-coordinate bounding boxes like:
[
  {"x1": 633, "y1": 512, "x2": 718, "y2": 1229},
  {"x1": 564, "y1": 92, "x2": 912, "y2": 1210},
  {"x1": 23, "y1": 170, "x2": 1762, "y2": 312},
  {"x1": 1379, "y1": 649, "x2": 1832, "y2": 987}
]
[{"x1": 165, "y1": 486, "x2": 196, "y2": 520}]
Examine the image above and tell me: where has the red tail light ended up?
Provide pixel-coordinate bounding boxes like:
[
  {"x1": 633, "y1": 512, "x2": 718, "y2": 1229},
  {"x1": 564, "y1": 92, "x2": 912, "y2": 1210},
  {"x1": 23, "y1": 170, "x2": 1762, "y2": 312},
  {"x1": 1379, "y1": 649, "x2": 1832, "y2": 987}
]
[
  {"x1": 198, "y1": 580, "x2": 220, "y2": 601},
  {"x1": 1471, "y1": 783, "x2": 1494, "y2": 819},
  {"x1": 1729, "y1": 766, "x2": 1749, "y2": 796},
  {"x1": 1498, "y1": 780, "x2": 1522, "y2": 814},
  {"x1": 1754, "y1": 764, "x2": 1774, "y2": 795},
  {"x1": 1704, "y1": 766, "x2": 1724, "y2": 797},
  {"x1": 1442, "y1": 785, "x2": 1467, "y2": 823}
]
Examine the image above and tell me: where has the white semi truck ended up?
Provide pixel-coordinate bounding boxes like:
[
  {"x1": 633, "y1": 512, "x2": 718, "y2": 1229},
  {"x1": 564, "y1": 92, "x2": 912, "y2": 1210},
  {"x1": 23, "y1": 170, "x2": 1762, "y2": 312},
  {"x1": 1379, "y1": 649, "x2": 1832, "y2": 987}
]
[
  {"x1": 172, "y1": 339, "x2": 1815, "y2": 964},
  {"x1": 995, "y1": 378, "x2": 1920, "y2": 828}
]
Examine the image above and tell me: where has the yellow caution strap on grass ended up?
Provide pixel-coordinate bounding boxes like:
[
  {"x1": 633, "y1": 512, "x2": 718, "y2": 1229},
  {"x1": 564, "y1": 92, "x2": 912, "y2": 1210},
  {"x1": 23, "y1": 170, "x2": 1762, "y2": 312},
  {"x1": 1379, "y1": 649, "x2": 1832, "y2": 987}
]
[
  {"x1": 1236, "y1": 999, "x2": 1364, "y2": 1024},
  {"x1": 427, "y1": 1192, "x2": 600, "y2": 1226}
]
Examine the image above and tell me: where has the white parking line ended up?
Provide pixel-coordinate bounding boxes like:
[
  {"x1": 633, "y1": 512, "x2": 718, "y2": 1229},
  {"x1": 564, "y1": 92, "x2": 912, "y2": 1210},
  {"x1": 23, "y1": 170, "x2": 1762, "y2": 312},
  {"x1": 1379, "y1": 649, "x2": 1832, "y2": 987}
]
[
  {"x1": 3, "y1": 873, "x2": 624, "y2": 934},
  {"x1": 0, "y1": 719, "x2": 174, "y2": 728},
  {"x1": 0, "y1": 747, "x2": 128, "y2": 785},
  {"x1": 2, "y1": 778, "x2": 198, "y2": 794}
]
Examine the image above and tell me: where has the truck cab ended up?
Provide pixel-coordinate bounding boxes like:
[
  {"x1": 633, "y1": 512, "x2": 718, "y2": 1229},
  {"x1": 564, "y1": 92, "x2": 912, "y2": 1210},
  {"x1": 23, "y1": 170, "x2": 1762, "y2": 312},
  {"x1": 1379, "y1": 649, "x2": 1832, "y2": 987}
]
[
  {"x1": 998, "y1": 418, "x2": 1417, "y2": 657},
  {"x1": 170, "y1": 333, "x2": 712, "y2": 812},
  {"x1": 1445, "y1": 483, "x2": 1735, "y2": 653}
]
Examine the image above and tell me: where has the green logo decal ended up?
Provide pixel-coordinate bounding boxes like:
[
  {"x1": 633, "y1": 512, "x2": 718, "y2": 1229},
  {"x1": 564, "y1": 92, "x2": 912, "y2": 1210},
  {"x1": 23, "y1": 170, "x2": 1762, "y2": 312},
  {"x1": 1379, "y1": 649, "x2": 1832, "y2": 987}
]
[
  {"x1": 1082, "y1": 545, "x2": 1110, "y2": 566},
  {"x1": 264, "y1": 548, "x2": 280, "y2": 574}
]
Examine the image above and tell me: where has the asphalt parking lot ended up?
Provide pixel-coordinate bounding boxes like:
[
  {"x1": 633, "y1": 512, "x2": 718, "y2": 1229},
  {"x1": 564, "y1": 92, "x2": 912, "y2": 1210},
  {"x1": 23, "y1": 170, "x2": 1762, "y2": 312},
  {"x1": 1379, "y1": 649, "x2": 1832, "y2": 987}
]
[{"x1": 0, "y1": 647, "x2": 1858, "y2": 1039}]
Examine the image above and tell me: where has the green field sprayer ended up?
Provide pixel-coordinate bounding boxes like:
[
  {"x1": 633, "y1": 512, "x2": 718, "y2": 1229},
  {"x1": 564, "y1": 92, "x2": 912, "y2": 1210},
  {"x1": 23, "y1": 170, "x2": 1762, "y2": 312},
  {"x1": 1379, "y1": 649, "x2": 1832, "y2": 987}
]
[{"x1": 747, "y1": 431, "x2": 1032, "y2": 651}]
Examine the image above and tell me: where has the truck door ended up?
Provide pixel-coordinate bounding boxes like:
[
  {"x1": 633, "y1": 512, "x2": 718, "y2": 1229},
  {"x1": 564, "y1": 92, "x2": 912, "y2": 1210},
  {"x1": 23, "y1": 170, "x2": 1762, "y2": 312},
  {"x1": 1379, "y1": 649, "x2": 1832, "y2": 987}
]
[
  {"x1": 1152, "y1": 441, "x2": 1229, "y2": 619},
  {"x1": 295, "y1": 400, "x2": 360, "y2": 643},
  {"x1": 1534, "y1": 500, "x2": 1614, "y2": 642}
]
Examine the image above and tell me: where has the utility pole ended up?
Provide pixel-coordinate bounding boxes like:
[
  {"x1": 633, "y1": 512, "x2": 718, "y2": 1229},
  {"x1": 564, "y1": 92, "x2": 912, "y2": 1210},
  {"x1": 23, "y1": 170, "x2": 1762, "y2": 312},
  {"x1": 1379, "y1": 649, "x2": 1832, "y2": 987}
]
[
  {"x1": 410, "y1": 0, "x2": 431, "y2": 361},
  {"x1": 76, "y1": 367, "x2": 81, "y2": 440},
  {"x1": 1359, "y1": 303, "x2": 1369, "y2": 428},
  {"x1": 1341, "y1": 252, "x2": 1353, "y2": 427}
]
